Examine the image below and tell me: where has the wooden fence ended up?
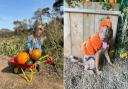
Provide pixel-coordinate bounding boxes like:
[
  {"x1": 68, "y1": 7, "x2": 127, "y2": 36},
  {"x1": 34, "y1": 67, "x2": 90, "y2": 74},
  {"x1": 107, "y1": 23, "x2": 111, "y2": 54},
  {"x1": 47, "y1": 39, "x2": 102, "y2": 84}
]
[{"x1": 64, "y1": 2, "x2": 121, "y2": 58}]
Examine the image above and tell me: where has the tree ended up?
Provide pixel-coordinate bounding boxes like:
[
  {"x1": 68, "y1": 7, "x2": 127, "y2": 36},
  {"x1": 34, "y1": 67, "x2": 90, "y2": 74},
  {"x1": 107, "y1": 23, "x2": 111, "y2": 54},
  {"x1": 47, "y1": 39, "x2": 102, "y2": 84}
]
[
  {"x1": 13, "y1": 19, "x2": 29, "y2": 33},
  {"x1": 53, "y1": 0, "x2": 63, "y2": 11},
  {"x1": 32, "y1": 7, "x2": 51, "y2": 22},
  {"x1": 53, "y1": 0, "x2": 64, "y2": 24}
]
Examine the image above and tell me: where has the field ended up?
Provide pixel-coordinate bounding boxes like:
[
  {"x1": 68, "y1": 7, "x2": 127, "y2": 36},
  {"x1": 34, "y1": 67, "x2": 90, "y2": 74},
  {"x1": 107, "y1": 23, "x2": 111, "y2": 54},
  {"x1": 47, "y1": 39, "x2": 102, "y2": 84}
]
[
  {"x1": 0, "y1": 35, "x2": 26, "y2": 57},
  {"x1": 0, "y1": 19, "x2": 63, "y2": 89}
]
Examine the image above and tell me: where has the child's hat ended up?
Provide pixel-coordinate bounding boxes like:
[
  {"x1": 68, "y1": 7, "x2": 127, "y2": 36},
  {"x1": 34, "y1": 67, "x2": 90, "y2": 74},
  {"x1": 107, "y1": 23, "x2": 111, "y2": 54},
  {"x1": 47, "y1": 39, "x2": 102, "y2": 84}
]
[{"x1": 99, "y1": 16, "x2": 112, "y2": 29}]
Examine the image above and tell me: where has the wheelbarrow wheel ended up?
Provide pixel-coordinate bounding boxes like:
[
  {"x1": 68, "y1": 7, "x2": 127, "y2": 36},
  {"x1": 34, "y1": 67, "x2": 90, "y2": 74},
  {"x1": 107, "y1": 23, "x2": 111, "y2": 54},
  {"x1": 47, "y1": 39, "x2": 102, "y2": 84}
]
[
  {"x1": 13, "y1": 67, "x2": 19, "y2": 74},
  {"x1": 8, "y1": 62, "x2": 15, "y2": 70}
]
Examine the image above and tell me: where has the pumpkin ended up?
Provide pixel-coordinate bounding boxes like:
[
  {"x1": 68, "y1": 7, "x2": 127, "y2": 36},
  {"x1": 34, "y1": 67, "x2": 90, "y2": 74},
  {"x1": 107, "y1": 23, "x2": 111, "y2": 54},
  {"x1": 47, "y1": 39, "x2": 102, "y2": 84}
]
[
  {"x1": 31, "y1": 49, "x2": 41, "y2": 60},
  {"x1": 108, "y1": 0, "x2": 116, "y2": 3},
  {"x1": 15, "y1": 52, "x2": 30, "y2": 64}
]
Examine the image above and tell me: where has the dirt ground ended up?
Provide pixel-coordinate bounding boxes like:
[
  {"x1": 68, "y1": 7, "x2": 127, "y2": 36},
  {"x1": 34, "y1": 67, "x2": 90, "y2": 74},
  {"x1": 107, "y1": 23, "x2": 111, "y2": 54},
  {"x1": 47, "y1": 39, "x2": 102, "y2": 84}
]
[{"x1": 0, "y1": 54, "x2": 63, "y2": 89}]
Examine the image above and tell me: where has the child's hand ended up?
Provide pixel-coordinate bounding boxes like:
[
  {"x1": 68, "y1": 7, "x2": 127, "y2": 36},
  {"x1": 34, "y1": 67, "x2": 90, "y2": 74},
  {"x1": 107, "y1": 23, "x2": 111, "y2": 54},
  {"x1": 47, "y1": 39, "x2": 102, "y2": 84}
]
[{"x1": 29, "y1": 49, "x2": 32, "y2": 55}]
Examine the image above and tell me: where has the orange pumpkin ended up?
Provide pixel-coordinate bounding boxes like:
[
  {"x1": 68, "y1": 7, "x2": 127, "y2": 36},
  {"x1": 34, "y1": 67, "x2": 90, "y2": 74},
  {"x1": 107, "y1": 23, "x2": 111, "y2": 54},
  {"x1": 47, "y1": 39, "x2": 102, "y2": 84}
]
[
  {"x1": 108, "y1": 0, "x2": 117, "y2": 3},
  {"x1": 15, "y1": 52, "x2": 30, "y2": 64},
  {"x1": 31, "y1": 49, "x2": 41, "y2": 60}
]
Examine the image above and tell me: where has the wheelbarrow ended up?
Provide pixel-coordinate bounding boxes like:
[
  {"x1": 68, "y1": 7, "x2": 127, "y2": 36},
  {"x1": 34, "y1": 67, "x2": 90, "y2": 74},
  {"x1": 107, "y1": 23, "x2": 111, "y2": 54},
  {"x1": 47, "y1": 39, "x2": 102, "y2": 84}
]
[{"x1": 8, "y1": 54, "x2": 54, "y2": 82}]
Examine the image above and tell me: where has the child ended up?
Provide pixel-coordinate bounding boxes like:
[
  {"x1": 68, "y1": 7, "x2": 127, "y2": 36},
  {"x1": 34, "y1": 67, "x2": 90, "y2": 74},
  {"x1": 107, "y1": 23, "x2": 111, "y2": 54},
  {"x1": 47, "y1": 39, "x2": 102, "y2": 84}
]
[
  {"x1": 81, "y1": 17, "x2": 113, "y2": 75},
  {"x1": 25, "y1": 20, "x2": 46, "y2": 55}
]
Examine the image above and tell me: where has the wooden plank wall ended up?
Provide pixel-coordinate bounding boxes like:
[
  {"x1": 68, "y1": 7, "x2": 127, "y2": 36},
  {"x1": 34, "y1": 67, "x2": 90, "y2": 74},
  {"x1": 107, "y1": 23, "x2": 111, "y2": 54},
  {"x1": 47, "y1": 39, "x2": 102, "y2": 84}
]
[{"x1": 64, "y1": 2, "x2": 120, "y2": 58}]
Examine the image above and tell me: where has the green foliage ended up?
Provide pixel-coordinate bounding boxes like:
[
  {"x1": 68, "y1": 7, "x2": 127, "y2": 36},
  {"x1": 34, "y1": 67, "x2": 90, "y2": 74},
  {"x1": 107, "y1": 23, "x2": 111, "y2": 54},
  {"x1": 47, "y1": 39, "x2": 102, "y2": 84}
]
[
  {"x1": 99, "y1": 2, "x2": 112, "y2": 10},
  {"x1": 13, "y1": 19, "x2": 30, "y2": 34},
  {"x1": 65, "y1": 0, "x2": 80, "y2": 3},
  {"x1": 53, "y1": 0, "x2": 63, "y2": 11},
  {"x1": 43, "y1": 18, "x2": 63, "y2": 69},
  {"x1": 116, "y1": 5, "x2": 128, "y2": 50},
  {"x1": 32, "y1": 7, "x2": 51, "y2": 21},
  {"x1": 0, "y1": 35, "x2": 27, "y2": 57},
  {"x1": 65, "y1": 0, "x2": 84, "y2": 7}
]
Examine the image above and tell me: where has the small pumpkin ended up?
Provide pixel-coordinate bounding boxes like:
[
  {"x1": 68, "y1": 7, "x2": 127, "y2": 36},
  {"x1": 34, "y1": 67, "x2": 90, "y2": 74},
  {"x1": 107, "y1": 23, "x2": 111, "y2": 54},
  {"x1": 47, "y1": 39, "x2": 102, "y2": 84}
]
[
  {"x1": 15, "y1": 52, "x2": 30, "y2": 64},
  {"x1": 108, "y1": 0, "x2": 116, "y2": 3},
  {"x1": 31, "y1": 49, "x2": 41, "y2": 60}
]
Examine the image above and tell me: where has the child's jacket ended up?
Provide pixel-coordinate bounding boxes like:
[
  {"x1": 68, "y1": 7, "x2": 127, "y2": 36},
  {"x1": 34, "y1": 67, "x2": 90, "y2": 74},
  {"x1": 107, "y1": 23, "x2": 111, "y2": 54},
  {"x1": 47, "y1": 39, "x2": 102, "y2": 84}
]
[
  {"x1": 25, "y1": 35, "x2": 42, "y2": 52},
  {"x1": 81, "y1": 32, "x2": 102, "y2": 56}
]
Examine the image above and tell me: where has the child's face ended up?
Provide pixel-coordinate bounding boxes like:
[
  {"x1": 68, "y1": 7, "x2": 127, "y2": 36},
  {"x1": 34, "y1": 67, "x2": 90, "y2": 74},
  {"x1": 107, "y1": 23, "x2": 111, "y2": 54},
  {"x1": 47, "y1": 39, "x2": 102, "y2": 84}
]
[{"x1": 35, "y1": 25, "x2": 44, "y2": 37}]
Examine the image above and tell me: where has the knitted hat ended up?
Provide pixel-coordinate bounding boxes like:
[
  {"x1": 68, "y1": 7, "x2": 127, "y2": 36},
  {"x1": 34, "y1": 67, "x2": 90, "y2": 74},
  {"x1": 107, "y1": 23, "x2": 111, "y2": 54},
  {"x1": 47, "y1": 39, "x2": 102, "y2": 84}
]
[{"x1": 99, "y1": 16, "x2": 112, "y2": 29}]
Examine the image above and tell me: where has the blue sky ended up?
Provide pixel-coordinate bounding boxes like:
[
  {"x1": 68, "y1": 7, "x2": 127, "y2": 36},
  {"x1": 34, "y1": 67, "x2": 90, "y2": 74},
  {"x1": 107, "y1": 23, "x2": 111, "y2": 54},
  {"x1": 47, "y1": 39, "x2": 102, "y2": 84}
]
[{"x1": 0, "y1": 0, "x2": 55, "y2": 30}]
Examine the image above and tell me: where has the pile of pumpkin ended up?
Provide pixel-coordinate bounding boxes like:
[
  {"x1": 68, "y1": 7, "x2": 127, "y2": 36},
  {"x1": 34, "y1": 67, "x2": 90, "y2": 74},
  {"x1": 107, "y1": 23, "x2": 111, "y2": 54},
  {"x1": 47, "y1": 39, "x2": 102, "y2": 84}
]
[{"x1": 15, "y1": 49, "x2": 42, "y2": 64}]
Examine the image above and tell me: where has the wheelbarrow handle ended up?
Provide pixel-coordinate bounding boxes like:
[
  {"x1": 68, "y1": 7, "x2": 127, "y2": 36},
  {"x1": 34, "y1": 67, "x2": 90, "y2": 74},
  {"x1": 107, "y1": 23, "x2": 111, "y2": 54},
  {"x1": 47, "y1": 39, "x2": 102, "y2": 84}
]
[
  {"x1": 39, "y1": 54, "x2": 53, "y2": 60},
  {"x1": 39, "y1": 54, "x2": 49, "y2": 60},
  {"x1": 36, "y1": 60, "x2": 54, "y2": 65},
  {"x1": 21, "y1": 68, "x2": 34, "y2": 82}
]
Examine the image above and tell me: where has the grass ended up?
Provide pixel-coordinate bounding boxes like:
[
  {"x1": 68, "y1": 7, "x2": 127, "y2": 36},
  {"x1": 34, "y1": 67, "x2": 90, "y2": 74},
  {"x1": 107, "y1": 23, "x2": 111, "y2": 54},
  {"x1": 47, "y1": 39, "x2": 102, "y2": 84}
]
[{"x1": 0, "y1": 35, "x2": 26, "y2": 57}]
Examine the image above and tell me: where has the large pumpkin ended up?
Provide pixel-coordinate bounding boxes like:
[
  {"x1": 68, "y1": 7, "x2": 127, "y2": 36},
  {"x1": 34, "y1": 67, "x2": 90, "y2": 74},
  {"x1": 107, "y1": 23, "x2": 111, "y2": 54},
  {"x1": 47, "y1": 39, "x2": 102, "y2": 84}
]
[
  {"x1": 15, "y1": 52, "x2": 30, "y2": 64},
  {"x1": 31, "y1": 49, "x2": 41, "y2": 60}
]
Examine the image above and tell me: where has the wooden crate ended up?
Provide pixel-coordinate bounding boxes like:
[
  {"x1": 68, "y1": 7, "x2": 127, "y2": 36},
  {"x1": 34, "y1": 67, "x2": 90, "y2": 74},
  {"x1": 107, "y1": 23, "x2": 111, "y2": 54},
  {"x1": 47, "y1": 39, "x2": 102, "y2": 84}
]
[{"x1": 64, "y1": 2, "x2": 121, "y2": 58}]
